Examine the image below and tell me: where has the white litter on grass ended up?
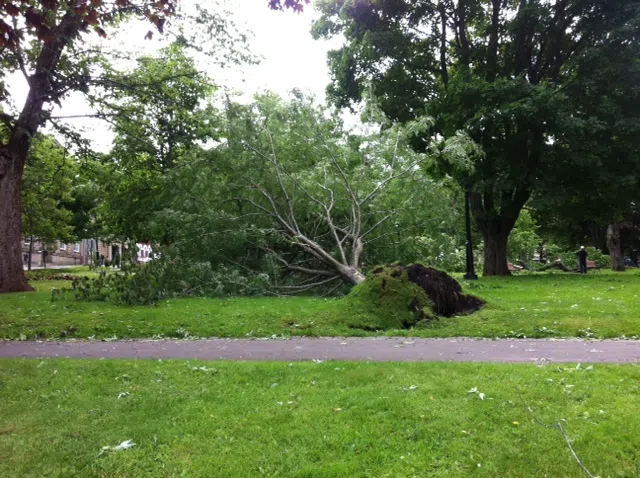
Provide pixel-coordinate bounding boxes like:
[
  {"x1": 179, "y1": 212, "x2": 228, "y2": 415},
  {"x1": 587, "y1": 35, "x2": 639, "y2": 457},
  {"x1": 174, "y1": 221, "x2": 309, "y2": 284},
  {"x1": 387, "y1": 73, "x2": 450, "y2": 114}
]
[
  {"x1": 117, "y1": 392, "x2": 130, "y2": 399},
  {"x1": 468, "y1": 387, "x2": 488, "y2": 400},
  {"x1": 113, "y1": 440, "x2": 135, "y2": 451},
  {"x1": 312, "y1": 359, "x2": 324, "y2": 364},
  {"x1": 97, "y1": 440, "x2": 135, "y2": 457},
  {"x1": 191, "y1": 366, "x2": 213, "y2": 372}
]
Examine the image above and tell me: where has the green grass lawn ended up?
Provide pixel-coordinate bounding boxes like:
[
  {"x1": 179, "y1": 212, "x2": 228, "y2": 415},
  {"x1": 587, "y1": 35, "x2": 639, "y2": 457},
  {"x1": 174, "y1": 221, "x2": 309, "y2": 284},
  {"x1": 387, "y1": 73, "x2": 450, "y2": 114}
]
[
  {"x1": 0, "y1": 359, "x2": 637, "y2": 477},
  {"x1": 1, "y1": 270, "x2": 639, "y2": 340}
]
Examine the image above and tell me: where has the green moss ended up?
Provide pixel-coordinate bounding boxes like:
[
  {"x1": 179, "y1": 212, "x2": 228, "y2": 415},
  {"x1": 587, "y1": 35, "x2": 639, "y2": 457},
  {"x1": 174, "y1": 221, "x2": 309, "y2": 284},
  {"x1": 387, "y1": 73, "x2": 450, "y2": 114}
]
[{"x1": 342, "y1": 266, "x2": 436, "y2": 331}]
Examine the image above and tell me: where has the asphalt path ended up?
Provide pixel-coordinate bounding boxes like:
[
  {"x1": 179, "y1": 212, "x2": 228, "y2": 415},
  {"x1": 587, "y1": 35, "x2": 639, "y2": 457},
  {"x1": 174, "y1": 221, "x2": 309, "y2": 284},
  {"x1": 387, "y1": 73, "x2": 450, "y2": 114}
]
[{"x1": 1, "y1": 337, "x2": 639, "y2": 363}]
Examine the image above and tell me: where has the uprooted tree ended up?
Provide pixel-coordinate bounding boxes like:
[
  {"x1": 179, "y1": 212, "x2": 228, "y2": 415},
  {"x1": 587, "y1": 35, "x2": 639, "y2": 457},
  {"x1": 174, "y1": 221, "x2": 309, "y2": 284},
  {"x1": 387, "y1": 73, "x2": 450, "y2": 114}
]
[{"x1": 224, "y1": 93, "x2": 430, "y2": 289}]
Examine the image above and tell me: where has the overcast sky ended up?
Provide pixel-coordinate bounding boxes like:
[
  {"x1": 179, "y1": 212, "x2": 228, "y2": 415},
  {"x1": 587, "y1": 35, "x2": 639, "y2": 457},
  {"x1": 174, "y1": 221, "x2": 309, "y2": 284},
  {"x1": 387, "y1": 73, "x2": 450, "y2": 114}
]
[{"x1": 7, "y1": 0, "x2": 345, "y2": 152}]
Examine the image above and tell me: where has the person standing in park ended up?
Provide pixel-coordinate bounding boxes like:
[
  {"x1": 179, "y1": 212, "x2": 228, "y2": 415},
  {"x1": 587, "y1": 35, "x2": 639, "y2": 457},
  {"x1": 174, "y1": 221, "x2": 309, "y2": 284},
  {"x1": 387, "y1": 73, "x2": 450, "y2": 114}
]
[{"x1": 578, "y1": 246, "x2": 588, "y2": 274}]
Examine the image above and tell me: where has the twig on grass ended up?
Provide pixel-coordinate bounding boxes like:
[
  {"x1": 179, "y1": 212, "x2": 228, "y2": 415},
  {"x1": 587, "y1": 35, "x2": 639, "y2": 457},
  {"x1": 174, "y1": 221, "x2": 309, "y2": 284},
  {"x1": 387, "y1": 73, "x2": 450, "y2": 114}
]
[{"x1": 519, "y1": 391, "x2": 598, "y2": 478}]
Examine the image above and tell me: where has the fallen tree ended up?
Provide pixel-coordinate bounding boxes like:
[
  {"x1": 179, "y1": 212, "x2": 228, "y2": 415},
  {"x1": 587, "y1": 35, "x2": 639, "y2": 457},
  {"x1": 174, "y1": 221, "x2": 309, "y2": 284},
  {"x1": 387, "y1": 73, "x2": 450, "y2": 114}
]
[{"x1": 232, "y1": 97, "x2": 429, "y2": 289}]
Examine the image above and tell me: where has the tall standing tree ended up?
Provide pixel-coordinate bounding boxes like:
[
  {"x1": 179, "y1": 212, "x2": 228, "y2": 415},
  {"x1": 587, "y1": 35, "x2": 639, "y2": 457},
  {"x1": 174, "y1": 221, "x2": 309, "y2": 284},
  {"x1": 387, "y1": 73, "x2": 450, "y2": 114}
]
[
  {"x1": 313, "y1": 0, "x2": 640, "y2": 275},
  {"x1": 0, "y1": 0, "x2": 177, "y2": 292},
  {"x1": 531, "y1": 8, "x2": 640, "y2": 271},
  {"x1": 0, "y1": 0, "x2": 305, "y2": 293}
]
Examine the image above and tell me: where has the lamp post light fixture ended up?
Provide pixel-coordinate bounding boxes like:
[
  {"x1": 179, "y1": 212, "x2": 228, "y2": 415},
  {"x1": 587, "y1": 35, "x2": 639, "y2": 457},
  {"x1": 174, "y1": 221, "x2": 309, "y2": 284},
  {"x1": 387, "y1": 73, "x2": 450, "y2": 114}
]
[{"x1": 464, "y1": 184, "x2": 478, "y2": 280}]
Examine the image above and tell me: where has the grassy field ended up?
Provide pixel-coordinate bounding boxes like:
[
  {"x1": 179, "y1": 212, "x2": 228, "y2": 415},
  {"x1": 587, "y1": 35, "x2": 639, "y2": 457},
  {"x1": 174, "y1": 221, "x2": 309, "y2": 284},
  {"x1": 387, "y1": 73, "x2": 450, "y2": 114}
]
[
  {"x1": 1, "y1": 269, "x2": 639, "y2": 340},
  {"x1": 0, "y1": 359, "x2": 637, "y2": 477}
]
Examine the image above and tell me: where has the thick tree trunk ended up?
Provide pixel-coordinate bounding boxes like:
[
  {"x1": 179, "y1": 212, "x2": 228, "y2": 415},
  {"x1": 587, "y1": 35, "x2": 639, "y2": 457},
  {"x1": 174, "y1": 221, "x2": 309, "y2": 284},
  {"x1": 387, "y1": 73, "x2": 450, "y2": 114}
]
[
  {"x1": 0, "y1": 151, "x2": 33, "y2": 292},
  {"x1": 470, "y1": 189, "x2": 529, "y2": 277},
  {"x1": 483, "y1": 230, "x2": 511, "y2": 276},
  {"x1": 607, "y1": 223, "x2": 625, "y2": 272}
]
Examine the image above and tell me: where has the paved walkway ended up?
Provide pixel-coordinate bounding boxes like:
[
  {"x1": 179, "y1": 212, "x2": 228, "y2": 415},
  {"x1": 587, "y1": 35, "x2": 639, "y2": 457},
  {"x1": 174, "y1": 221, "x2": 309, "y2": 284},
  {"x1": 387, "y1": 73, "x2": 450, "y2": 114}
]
[{"x1": 1, "y1": 338, "x2": 639, "y2": 363}]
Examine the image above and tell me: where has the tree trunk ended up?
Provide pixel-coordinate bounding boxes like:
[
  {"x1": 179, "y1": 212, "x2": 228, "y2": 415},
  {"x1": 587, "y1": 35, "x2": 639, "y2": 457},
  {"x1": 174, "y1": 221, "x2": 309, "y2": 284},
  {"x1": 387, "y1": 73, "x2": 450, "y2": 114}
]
[
  {"x1": 339, "y1": 266, "x2": 366, "y2": 285},
  {"x1": 607, "y1": 223, "x2": 625, "y2": 271},
  {"x1": 483, "y1": 230, "x2": 511, "y2": 276},
  {"x1": 0, "y1": 151, "x2": 33, "y2": 292},
  {"x1": 470, "y1": 188, "x2": 530, "y2": 277}
]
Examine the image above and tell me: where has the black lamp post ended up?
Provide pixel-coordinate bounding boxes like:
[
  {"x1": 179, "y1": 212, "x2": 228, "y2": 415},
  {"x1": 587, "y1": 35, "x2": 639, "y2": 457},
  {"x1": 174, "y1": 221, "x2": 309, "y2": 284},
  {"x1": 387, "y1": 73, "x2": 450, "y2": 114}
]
[{"x1": 464, "y1": 183, "x2": 478, "y2": 280}]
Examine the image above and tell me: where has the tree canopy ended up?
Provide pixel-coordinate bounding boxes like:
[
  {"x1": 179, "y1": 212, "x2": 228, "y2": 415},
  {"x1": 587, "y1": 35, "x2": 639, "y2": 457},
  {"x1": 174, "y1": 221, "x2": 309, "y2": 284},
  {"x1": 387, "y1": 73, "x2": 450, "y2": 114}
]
[
  {"x1": 0, "y1": 0, "x2": 288, "y2": 292},
  {"x1": 313, "y1": 0, "x2": 640, "y2": 275}
]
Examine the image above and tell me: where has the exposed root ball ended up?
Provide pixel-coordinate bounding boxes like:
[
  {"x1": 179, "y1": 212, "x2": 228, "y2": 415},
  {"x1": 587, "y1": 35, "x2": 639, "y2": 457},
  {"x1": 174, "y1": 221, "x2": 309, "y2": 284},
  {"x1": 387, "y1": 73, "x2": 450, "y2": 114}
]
[
  {"x1": 404, "y1": 264, "x2": 484, "y2": 317},
  {"x1": 343, "y1": 264, "x2": 484, "y2": 331}
]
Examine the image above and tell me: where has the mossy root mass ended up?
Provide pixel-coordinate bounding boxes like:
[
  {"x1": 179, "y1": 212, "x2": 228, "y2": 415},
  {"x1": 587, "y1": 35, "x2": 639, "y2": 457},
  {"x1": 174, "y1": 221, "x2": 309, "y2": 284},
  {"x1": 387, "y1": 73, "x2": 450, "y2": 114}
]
[{"x1": 344, "y1": 264, "x2": 484, "y2": 331}]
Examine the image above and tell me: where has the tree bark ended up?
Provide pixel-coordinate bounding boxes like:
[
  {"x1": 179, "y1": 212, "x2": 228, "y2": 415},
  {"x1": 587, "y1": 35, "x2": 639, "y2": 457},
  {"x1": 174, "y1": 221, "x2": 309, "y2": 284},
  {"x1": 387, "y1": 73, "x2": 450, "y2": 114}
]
[
  {"x1": 338, "y1": 265, "x2": 366, "y2": 285},
  {"x1": 0, "y1": 153, "x2": 33, "y2": 291},
  {"x1": 482, "y1": 228, "x2": 511, "y2": 276},
  {"x1": 607, "y1": 223, "x2": 625, "y2": 271}
]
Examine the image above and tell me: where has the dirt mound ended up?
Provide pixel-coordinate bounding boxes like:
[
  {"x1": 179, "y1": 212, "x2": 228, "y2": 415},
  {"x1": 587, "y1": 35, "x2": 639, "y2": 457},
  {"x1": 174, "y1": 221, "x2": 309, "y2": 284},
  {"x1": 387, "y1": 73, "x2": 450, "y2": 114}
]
[{"x1": 403, "y1": 264, "x2": 484, "y2": 317}]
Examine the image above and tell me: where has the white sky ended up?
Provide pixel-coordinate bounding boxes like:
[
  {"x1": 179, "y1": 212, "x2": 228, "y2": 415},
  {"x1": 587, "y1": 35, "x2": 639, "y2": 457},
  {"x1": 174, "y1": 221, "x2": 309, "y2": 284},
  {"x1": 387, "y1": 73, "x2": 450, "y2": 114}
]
[{"x1": 6, "y1": 0, "x2": 347, "y2": 152}]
